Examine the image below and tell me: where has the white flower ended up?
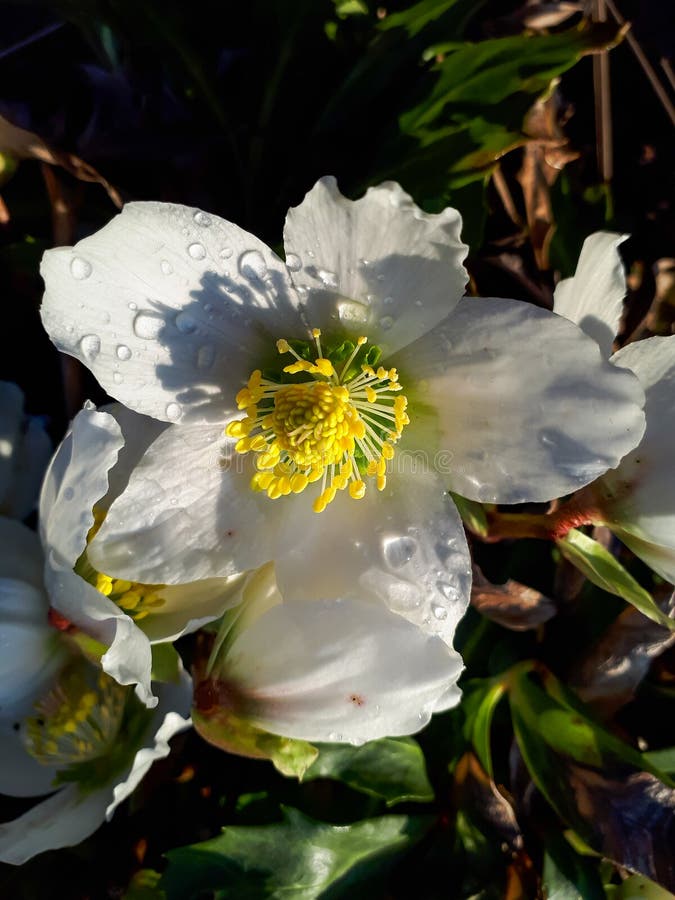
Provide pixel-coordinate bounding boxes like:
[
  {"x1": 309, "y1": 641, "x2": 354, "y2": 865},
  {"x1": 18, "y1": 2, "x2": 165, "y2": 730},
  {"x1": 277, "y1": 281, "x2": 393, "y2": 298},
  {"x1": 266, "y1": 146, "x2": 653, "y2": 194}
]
[
  {"x1": 0, "y1": 525, "x2": 192, "y2": 865},
  {"x1": 39, "y1": 178, "x2": 645, "y2": 738},
  {"x1": 554, "y1": 233, "x2": 675, "y2": 583},
  {"x1": 0, "y1": 381, "x2": 51, "y2": 519},
  {"x1": 194, "y1": 563, "x2": 463, "y2": 744},
  {"x1": 38, "y1": 403, "x2": 244, "y2": 705}
]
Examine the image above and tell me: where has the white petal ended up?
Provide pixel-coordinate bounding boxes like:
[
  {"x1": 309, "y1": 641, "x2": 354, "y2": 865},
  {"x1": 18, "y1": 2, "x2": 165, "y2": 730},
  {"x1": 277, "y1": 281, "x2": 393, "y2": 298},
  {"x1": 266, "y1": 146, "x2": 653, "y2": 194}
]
[
  {"x1": 392, "y1": 298, "x2": 646, "y2": 503},
  {"x1": 88, "y1": 421, "x2": 304, "y2": 585},
  {"x1": 39, "y1": 405, "x2": 124, "y2": 568},
  {"x1": 99, "y1": 403, "x2": 167, "y2": 511},
  {"x1": 0, "y1": 578, "x2": 66, "y2": 721},
  {"x1": 612, "y1": 527, "x2": 675, "y2": 585},
  {"x1": 40, "y1": 202, "x2": 305, "y2": 424},
  {"x1": 596, "y1": 337, "x2": 675, "y2": 548},
  {"x1": 0, "y1": 516, "x2": 44, "y2": 590},
  {"x1": 226, "y1": 595, "x2": 464, "y2": 743},
  {"x1": 553, "y1": 232, "x2": 627, "y2": 357},
  {"x1": 0, "y1": 725, "x2": 59, "y2": 797},
  {"x1": 140, "y1": 576, "x2": 246, "y2": 643},
  {"x1": 107, "y1": 672, "x2": 192, "y2": 816},
  {"x1": 0, "y1": 783, "x2": 109, "y2": 864},
  {"x1": 0, "y1": 382, "x2": 23, "y2": 508},
  {"x1": 283, "y1": 177, "x2": 468, "y2": 353},
  {"x1": 45, "y1": 556, "x2": 155, "y2": 708},
  {"x1": 275, "y1": 469, "x2": 471, "y2": 646}
]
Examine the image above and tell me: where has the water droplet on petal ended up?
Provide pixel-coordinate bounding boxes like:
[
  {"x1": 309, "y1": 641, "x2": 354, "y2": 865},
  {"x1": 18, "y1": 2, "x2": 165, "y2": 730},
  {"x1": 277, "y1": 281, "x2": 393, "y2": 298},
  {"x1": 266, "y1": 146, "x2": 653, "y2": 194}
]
[
  {"x1": 338, "y1": 299, "x2": 369, "y2": 326},
  {"x1": 113, "y1": 371, "x2": 123, "y2": 384},
  {"x1": 318, "y1": 269, "x2": 338, "y2": 288},
  {"x1": 165, "y1": 402, "x2": 182, "y2": 421},
  {"x1": 197, "y1": 344, "x2": 215, "y2": 370},
  {"x1": 414, "y1": 299, "x2": 423, "y2": 307},
  {"x1": 133, "y1": 312, "x2": 164, "y2": 341},
  {"x1": 383, "y1": 296, "x2": 394, "y2": 306},
  {"x1": 239, "y1": 249, "x2": 267, "y2": 281},
  {"x1": 128, "y1": 301, "x2": 138, "y2": 310},
  {"x1": 436, "y1": 581, "x2": 460, "y2": 602},
  {"x1": 379, "y1": 315, "x2": 394, "y2": 331},
  {"x1": 116, "y1": 344, "x2": 132, "y2": 361},
  {"x1": 193, "y1": 211, "x2": 211, "y2": 227},
  {"x1": 70, "y1": 257, "x2": 92, "y2": 280},
  {"x1": 160, "y1": 259, "x2": 173, "y2": 275},
  {"x1": 382, "y1": 535, "x2": 417, "y2": 568},
  {"x1": 63, "y1": 486, "x2": 75, "y2": 501},
  {"x1": 285, "y1": 253, "x2": 302, "y2": 272},
  {"x1": 188, "y1": 242, "x2": 207, "y2": 260},
  {"x1": 175, "y1": 312, "x2": 197, "y2": 334},
  {"x1": 432, "y1": 605, "x2": 448, "y2": 620},
  {"x1": 219, "y1": 247, "x2": 233, "y2": 259},
  {"x1": 79, "y1": 334, "x2": 101, "y2": 362}
]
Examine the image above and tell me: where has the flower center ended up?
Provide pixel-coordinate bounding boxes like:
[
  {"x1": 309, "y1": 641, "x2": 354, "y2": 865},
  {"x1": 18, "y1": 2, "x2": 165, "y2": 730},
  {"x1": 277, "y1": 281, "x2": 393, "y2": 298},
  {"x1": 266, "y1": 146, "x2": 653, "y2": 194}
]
[
  {"x1": 226, "y1": 329, "x2": 410, "y2": 512},
  {"x1": 24, "y1": 662, "x2": 126, "y2": 767}
]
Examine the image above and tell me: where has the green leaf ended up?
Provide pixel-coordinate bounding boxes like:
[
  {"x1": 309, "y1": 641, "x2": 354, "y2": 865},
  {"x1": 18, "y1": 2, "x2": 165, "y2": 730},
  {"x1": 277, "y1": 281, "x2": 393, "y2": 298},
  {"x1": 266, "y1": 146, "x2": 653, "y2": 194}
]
[
  {"x1": 450, "y1": 492, "x2": 489, "y2": 537},
  {"x1": 605, "y1": 874, "x2": 675, "y2": 899},
  {"x1": 644, "y1": 747, "x2": 675, "y2": 775},
  {"x1": 380, "y1": 0, "x2": 466, "y2": 36},
  {"x1": 150, "y1": 643, "x2": 182, "y2": 683},
  {"x1": 192, "y1": 707, "x2": 318, "y2": 779},
  {"x1": 124, "y1": 869, "x2": 165, "y2": 900},
  {"x1": 161, "y1": 807, "x2": 431, "y2": 900},
  {"x1": 556, "y1": 529, "x2": 675, "y2": 630},
  {"x1": 542, "y1": 833, "x2": 606, "y2": 900},
  {"x1": 463, "y1": 681, "x2": 507, "y2": 779},
  {"x1": 304, "y1": 737, "x2": 434, "y2": 806}
]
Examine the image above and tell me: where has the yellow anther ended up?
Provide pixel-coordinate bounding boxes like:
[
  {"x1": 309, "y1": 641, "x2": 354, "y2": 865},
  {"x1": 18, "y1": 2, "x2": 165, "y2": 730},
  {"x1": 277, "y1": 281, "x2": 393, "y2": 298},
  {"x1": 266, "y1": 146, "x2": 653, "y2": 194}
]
[
  {"x1": 313, "y1": 358, "x2": 335, "y2": 377},
  {"x1": 349, "y1": 480, "x2": 366, "y2": 499},
  {"x1": 118, "y1": 591, "x2": 142, "y2": 610},
  {"x1": 365, "y1": 386, "x2": 377, "y2": 403},
  {"x1": 357, "y1": 336, "x2": 368, "y2": 346},
  {"x1": 277, "y1": 339, "x2": 291, "y2": 353},
  {"x1": 382, "y1": 443, "x2": 395, "y2": 460},
  {"x1": 290, "y1": 472, "x2": 309, "y2": 493},
  {"x1": 311, "y1": 328, "x2": 322, "y2": 338},
  {"x1": 96, "y1": 573, "x2": 113, "y2": 596}
]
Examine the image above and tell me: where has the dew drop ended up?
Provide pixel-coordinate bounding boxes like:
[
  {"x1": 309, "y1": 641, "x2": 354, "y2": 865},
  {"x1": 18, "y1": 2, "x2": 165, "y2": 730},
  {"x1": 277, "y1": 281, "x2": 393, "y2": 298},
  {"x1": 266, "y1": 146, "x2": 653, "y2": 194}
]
[
  {"x1": 165, "y1": 402, "x2": 182, "y2": 421},
  {"x1": 101, "y1": 311, "x2": 111, "y2": 325},
  {"x1": 128, "y1": 301, "x2": 138, "y2": 310},
  {"x1": 382, "y1": 535, "x2": 417, "y2": 568},
  {"x1": 306, "y1": 249, "x2": 315, "y2": 259},
  {"x1": 383, "y1": 296, "x2": 394, "y2": 306},
  {"x1": 175, "y1": 312, "x2": 197, "y2": 334},
  {"x1": 160, "y1": 259, "x2": 173, "y2": 275},
  {"x1": 113, "y1": 371, "x2": 123, "y2": 384},
  {"x1": 116, "y1": 344, "x2": 132, "y2": 361},
  {"x1": 338, "y1": 299, "x2": 369, "y2": 326},
  {"x1": 379, "y1": 315, "x2": 394, "y2": 331},
  {"x1": 239, "y1": 249, "x2": 267, "y2": 281},
  {"x1": 318, "y1": 268, "x2": 338, "y2": 288},
  {"x1": 188, "y1": 242, "x2": 207, "y2": 260},
  {"x1": 79, "y1": 334, "x2": 101, "y2": 362},
  {"x1": 133, "y1": 312, "x2": 164, "y2": 341},
  {"x1": 376, "y1": 273, "x2": 385, "y2": 282},
  {"x1": 432, "y1": 605, "x2": 449, "y2": 620},
  {"x1": 70, "y1": 257, "x2": 92, "y2": 280},
  {"x1": 219, "y1": 247, "x2": 233, "y2": 259},
  {"x1": 197, "y1": 344, "x2": 215, "y2": 370},
  {"x1": 285, "y1": 253, "x2": 302, "y2": 272},
  {"x1": 193, "y1": 211, "x2": 212, "y2": 227},
  {"x1": 414, "y1": 299, "x2": 423, "y2": 307},
  {"x1": 63, "y1": 486, "x2": 75, "y2": 501},
  {"x1": 436, "y1": 581, "x2": 460, "y2": 602}
]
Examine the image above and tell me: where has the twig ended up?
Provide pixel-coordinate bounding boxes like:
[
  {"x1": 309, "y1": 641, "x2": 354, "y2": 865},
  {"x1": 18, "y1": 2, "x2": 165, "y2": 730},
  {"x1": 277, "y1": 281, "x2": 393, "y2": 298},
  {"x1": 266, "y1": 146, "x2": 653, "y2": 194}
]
[
  {"x1": 593, "y1": 0, "x2": 613, "y2": 182},
  {"x1": 605, "y1": 0, "x2": 675, "y2": 127}
]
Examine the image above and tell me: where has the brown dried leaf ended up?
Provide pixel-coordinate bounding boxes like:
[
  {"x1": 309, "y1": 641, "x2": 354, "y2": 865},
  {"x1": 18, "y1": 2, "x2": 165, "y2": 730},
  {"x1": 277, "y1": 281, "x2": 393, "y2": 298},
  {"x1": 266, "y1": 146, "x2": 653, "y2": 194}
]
[
  {"x1": 571, "y1": 591, "x2": 675, "y2": 716},
  {"x1": 471, "y1": 564, "x2": 557, "y2": 630},
  {"x1": 567, "y1": 764, "x2": 675, "y2": 891},
  {"x1": 0, "y1": 114, "x2": 122, "y2": 208},
  {"x1": 455, "y1": 752, "x2": 524, "y2": 852}
]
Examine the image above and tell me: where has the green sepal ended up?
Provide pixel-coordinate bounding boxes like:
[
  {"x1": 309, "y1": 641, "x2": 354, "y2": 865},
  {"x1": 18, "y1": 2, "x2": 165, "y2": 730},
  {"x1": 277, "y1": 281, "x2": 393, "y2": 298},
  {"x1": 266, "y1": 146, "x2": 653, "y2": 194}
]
[{"x1": 192, "y1": 707, "x2": 318, "y2": 779}]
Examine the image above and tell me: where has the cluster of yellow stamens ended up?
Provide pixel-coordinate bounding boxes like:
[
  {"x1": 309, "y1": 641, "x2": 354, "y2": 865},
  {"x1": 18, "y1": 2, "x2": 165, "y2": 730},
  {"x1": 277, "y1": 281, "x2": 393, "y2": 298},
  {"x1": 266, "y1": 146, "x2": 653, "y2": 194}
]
[
  {"x1": 94, "y1": 573, "x2": 165, "y2": 621},
  {"x1": 226, "y1": 329, "x2": 410, "y2": 512},
  {"x1": 25, "y1": 665, "x2": 126, "y2": 766}
]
